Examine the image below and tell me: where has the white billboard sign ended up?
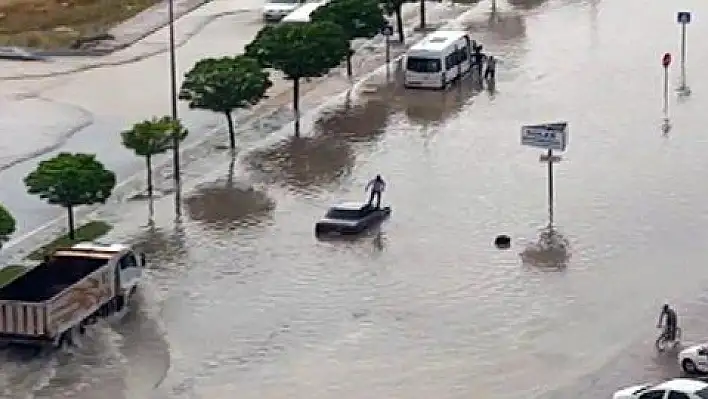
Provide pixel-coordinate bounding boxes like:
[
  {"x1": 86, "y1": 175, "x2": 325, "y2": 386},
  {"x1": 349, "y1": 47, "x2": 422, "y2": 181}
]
[{"x1": 520, "y1": 122, "x2": 568, "y2": 151}]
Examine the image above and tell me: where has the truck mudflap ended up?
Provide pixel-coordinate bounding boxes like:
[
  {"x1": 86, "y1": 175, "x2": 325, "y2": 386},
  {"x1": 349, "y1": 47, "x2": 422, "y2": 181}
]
[{"x1": 0, "y1": 302, "x2": 49, "y2": 336}]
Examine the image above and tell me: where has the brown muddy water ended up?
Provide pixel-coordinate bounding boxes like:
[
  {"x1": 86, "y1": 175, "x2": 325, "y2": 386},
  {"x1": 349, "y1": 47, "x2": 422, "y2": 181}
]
[{"x1": 6, "y1": 0, "x2": 708, "y2": 398}]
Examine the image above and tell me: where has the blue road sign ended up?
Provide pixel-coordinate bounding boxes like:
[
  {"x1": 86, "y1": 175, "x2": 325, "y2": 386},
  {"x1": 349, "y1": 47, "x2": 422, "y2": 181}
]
[
  {"x1": 381, "y1": 24, "x2": 394, "y2": 36},
  {"x1": 677, "y1": 11, "x2": 691, "y2": 24}
]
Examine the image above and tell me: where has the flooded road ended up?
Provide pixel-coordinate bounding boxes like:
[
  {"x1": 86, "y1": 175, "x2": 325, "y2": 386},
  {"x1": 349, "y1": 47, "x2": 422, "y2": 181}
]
[{"x1": 7, "y1": 0, "x2": 708, "y2": 397}]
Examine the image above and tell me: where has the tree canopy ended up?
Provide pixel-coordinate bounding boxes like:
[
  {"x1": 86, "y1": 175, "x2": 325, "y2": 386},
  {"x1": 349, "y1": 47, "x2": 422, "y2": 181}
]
[
  {"x1": 312, "y1": 0, "x2": 386, "y2": 76},
  {"x1": 312, "y1": 0, "x2": 386, "y2": 42},
  {"x1": 0, "y1": 204, "x2": 15, "y2": 248},
  {"x1": 121, "y1": 116, "x2": 188, "y2": 199},
  {"x1": 24, "y1": 153, "x2": 116, "y2": 239},
  {"x1": 245, "y1": 21, "x2": 349, "y2": 136},
  {"x1": 179, "y1": 55, "x2": 271, "y2": 149},
  {"x1": 245, "y1": 21, "x2": 349, "y2": 81}
]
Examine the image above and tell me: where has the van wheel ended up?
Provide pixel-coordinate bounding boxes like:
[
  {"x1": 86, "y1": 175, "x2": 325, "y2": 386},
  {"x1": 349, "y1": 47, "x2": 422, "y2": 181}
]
[
  {"x1": 116, "y1": 295, "x2": 126, "y2": 312},
  {"x1": 683, "y1": 359, "x2": 699, "y2": 374}
]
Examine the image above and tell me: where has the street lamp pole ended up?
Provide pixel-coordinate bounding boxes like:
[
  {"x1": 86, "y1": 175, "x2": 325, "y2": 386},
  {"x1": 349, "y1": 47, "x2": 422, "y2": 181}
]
[{"x1": 168, "y1": 0, "x2": 181, "y2": 217}]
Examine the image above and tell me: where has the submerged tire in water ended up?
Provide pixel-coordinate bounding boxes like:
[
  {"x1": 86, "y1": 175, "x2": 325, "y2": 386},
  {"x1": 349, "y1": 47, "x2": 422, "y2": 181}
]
[{"x1": 494, "y1": 235, "x2": 511, "y2": 249}]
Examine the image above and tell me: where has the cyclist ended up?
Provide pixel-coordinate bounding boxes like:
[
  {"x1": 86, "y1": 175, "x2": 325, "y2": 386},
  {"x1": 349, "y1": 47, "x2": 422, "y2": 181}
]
[{"x1": 657, "y1": 304, "x2": 678, "y2": 341}]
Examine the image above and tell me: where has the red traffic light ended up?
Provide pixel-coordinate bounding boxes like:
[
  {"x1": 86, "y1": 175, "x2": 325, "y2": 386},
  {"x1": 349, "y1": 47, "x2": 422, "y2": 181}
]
[{"x1": 662, "y1": 52, "x2": 672, "y2": 67}]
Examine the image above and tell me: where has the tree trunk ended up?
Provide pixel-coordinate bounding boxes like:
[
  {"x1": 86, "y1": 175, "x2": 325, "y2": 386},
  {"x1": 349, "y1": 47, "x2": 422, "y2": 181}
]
[
  {"x1": 227, "y1": 150, "x2": 235, "y2": 187},
  {"x1": 346, "y1": 50, "x2": 353, "y2": 78},
  {"x1": 146, "y1": 155, "x2": 153, "y2": 199},
  {"x1": 293, "y1": 77, "x2": 301, "y2": 137},
  {"x1": 396, "y1": 6, "x2": 404, "y2": 43},
  {"x1": 419, "y1": 0, "x2": 426, "y2": 30},
  {"x1": 225, "y1": 111, "x2": 236, "y2": 150},
  {"x1": 66, "y1": 205, "x2": 75, "y2": 240}
]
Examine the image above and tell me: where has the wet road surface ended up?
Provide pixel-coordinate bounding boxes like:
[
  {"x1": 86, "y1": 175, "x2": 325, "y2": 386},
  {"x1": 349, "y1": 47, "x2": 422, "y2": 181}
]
[{"x1": 6, "y1": 0, "x2": 708, "y2": 397}]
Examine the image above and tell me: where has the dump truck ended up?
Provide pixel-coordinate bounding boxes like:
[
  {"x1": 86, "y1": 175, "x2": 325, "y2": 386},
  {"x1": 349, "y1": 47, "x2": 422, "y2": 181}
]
[{"x1": 0, "y1": 242, "x2": 145, "y2": 347}]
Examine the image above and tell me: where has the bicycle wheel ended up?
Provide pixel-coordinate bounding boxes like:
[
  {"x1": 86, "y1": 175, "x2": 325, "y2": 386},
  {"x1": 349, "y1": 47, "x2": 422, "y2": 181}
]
[{"x1": 656, "y1": 334, "x2": 668, "y2": 352}]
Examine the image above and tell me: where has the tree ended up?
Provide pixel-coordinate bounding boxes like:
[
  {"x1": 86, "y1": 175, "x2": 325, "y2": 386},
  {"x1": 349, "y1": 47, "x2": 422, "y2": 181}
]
[
  {"x1": 179, "y1": 56, "x2": 272, "y2": 150},
  {"x1": 381, "y1": 0, "x2": 415, "y2": 43},
  {"x1": 0, "y1": 204, "x2": 16, "y2": 248},
  {"x1": 311, "y1": 0, "x2": 386, "y2": 77},
  {"x1": 24, "y1": 153, "x2": 116, "y2": 240},
  {"x1": 121, "y1": 116, "x2": 188, "y2": 200},
  {"x1": 245, "y1": 21, "x2": 349, "y2": 137}
]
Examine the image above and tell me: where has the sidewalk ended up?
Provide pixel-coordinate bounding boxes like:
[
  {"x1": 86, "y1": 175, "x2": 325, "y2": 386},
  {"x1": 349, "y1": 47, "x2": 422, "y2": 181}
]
[{"x1": 0, "y1": 0, "x2": 440, "y2": 81}]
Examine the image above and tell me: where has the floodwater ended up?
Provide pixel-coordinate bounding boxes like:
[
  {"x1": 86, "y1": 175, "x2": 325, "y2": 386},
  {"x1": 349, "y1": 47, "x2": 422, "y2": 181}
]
[{"x1": 6, "y1": 0, "x2": 708, "y2": 397}]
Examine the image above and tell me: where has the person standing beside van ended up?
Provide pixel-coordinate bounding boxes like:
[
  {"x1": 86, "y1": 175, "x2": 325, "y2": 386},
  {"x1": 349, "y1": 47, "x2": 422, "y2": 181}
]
[{"x1": 484, "y1": 56, "x2": 497, "y2": 81}]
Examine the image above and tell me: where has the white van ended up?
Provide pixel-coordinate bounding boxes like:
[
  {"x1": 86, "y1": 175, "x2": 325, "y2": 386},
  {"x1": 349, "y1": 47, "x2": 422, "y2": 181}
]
[
  {"x1": 404, "y1": 31, "x2": 472, "y2": 89},
  {"x1": 280, "y1": 0, "x2": 329, "y2": 23}
]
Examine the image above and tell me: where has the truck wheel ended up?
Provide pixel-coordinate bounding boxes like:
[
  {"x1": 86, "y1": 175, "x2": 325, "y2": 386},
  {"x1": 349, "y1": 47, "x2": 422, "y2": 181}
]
[
  {"x1": 54, "y1": 330, "x2": 71, "y2": 349},
  {"x1": 683, "y1": 359, "x2": 698, "y2": 374}
]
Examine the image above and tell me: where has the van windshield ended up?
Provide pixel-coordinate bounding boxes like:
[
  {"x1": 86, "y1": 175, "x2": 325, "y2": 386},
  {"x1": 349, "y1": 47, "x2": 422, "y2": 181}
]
[{"x1": 406, "y1": 57, "x2": 441, "y2": 73}]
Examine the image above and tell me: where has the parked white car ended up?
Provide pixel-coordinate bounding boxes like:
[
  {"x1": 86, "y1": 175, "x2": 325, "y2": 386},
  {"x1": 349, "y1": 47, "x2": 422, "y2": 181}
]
[
  {"x1": 680, "y1": 344, "x2": 708, "y2": 374},
  {"x1": 613, "y1": 378, "x2": 708, "y2": 399},
  {"x1": 262, "y1": 0, "x2": 302, "y2": 22}
]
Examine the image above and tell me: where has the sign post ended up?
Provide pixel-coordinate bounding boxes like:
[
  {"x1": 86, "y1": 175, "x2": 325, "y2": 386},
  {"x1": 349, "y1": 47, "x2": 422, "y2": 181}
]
[
  {"x1": 382, "y1": 24, "x2": 394, "y2": 79},
  {"x1": 521, "y1": 122, "x2": 569, "y2": 228},
  {"x1": 676, "y1": 11, "x2": 691, "y2": 93},
  {"x1": 662, "y1": 52, "x2": 671, "y2": 117}
]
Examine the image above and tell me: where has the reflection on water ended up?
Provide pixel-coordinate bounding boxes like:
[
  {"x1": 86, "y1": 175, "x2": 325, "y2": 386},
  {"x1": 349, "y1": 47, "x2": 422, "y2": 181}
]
[
  {"x1": 132, "y1": 223, "x2": 188, "y2": 266},
  {"x1": 315, "y1": 94, "x2": 393, "y2": 144},
  {"x1": 520, "y1": 226, "x2": 571, "y2": 269},
  {"x1": 184, "y1": 179, "x2": 275, "y2": 230},
  {"x1": 245, "y1": 135, "x2": 355, "y2": 193},
  {"x1": 359, "y1": 65, "x2": 485, "y2": 126}
]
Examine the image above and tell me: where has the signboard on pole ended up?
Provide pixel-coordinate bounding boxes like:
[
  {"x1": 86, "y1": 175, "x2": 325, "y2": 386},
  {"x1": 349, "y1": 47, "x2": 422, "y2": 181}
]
[
  {"x1": 662, "y1": 52, "x2": 672, "y2": 68},
  {"x1": 521, "y1": 122, "x2": 568, "y2": 151},
  {"x1": 381, "y1": 24, "x2": 393, "y2": 36},
  {"x1": 677, "y1": 11, "x2": 691, "y2": 24}
]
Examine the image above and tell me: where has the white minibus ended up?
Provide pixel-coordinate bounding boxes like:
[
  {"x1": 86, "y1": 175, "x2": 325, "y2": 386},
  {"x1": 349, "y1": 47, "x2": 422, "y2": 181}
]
[
  {"x1": 280, "y1": 0, "x2": 329, "y2": 23},
  {"x1": 404, "y1": 30, "x2": 472, "y2": 89}
]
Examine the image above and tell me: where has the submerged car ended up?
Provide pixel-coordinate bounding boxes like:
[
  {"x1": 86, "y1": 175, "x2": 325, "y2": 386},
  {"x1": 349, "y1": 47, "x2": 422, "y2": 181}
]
[
  {"x1": 315, "y1": 202, "x2": 391, "y2": 236},
  {"x1": 262, "y1": 0, "x2": 302, "y2": 21},
  {"x1": 613, "y1": 378, "x2": 708, "y2": 399},
  {"x1": 680, "y1": 344, "x2": 708, "y2": 374}
]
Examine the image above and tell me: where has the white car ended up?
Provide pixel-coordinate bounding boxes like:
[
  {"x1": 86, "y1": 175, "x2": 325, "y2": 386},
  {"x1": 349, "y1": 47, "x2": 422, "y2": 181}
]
[
  {"x1": 262, "y1": 0, "x2": 302, "y2": 21},
  {"x1": 613, "y1": 378, "x2": 708, "y2": 399},
  {"x1": 680, "y1": 344, "x2": 708, "y2": 374}
]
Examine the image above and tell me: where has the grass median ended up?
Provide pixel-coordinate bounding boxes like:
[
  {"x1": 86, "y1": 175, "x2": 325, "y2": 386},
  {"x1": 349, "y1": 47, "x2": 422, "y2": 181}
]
[
  {"x1": 0, "y1": 220, "x2": 113, "y2": 289},
  {"x1": 0, "y1": 265, "x2": 26, "y2": 288},
  {"x1": 0, "y1": 0, "x2": 160, "y2": 49},
  {"x1": 26, "y1": 220, "x2": 113, "y2": 261}
]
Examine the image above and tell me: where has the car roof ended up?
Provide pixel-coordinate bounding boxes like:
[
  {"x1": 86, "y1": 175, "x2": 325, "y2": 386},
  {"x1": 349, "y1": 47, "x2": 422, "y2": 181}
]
[
  {"x1": 331, "y1": 202, "x2": 362, "y2": 210},
  {"x1": 409, "y1": 30, "x2": 469, "y2": 52},
  {"x1": 655, "y1": 378, "x2": 708, "y2": 392}
]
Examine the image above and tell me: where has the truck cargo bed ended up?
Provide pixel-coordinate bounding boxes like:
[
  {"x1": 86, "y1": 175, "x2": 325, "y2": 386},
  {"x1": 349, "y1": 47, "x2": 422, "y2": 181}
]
[{"x1": 0, "y1": 256, "x2": 108, "y2": 302}]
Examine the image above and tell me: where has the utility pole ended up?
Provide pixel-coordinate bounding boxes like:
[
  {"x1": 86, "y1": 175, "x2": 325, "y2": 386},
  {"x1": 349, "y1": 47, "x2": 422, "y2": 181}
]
[{"x1": 168, "y1": 0, "x2": 181, "y2": 217}]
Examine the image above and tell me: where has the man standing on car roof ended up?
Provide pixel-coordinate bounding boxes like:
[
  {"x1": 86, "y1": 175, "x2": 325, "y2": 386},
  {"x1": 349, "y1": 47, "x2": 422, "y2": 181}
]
[{"x1": 365, "y1": 175, "x2": 386, "y2": 209}]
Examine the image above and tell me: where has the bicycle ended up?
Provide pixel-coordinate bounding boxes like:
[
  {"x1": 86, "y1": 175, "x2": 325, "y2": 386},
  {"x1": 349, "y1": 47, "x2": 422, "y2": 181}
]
[{"x1": 655, "y1": 326, "x2": 682, "y2": 352}]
